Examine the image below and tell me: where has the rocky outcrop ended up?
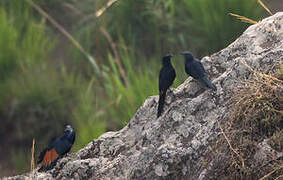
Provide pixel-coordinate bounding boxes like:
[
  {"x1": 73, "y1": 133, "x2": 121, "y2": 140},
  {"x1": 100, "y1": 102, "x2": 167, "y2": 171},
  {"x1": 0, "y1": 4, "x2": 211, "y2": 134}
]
[{"x1": 6, "y1": 13, "x2": 283, "y2": 180}]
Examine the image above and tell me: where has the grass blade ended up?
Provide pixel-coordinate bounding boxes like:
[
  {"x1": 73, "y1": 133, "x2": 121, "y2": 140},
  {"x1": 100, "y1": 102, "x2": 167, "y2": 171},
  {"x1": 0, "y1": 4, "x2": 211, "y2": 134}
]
[
  {"x1": 24, "y1": 0, "x2": 101, "y2": 77},
  {"x1": 229, "y1": 13, "x2": 258, "y2": 24},
  {"x1": 257, "y1": 0, "x2": 272, "y2": 15}
]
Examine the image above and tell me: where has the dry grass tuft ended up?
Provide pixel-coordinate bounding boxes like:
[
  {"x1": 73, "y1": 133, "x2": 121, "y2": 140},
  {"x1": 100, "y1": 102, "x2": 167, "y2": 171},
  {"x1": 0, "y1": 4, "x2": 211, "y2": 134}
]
[
  {"x1": 217, "y1": 0, "x2": 281, "y2": 172},
  {"x1": 214, "y1": 62, "x2": 283, "y2": 179},
  {"x1": 231, "y1": 61, "x2": 282, "y2": 138}
]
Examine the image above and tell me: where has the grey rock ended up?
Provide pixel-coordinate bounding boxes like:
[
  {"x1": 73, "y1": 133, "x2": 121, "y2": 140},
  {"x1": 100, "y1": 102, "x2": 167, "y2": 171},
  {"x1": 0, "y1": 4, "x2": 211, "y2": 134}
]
[{"x1": 6, "y1": 12, "x2": 283, "y2": 180}]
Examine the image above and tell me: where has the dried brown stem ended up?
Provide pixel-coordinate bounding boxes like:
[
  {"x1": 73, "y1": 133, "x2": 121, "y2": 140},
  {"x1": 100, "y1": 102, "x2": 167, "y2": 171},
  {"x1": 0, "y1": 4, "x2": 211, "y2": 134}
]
[
  {"x1": 229, "y1": 13, "x2": 276, "y2": 33},
  {"x1": 30, "y1": 138, "x2": 35, "y2": 172},
  {"x1": 259, "y1": 165, "x2": 283, "y2": 180},
  {"x1": 95, "y1": 0, "x2": 119, "y2": 18},
  {"x1": 257, "y1": 0, "x2": 273, "y2": 16},
  {"x1": 100, "y1": 27, "x2": 128, "y2": 85},
  {"x1": 217, "y1": 120, "x2": 245, "y2": 169},
  {"x1": 24, "y1": 0, "x2": 101, "y2": 76}
]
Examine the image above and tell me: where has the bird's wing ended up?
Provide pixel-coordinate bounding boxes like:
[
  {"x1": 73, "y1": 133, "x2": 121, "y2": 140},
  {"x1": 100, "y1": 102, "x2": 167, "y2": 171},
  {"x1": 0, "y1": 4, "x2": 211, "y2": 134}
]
[
  {"x1": 159, "y1": 68, "x2": 167, "y2": 91},
  {"x1": 186, "y1": 61, "x2": 200, "y2": 79},
  {"x1": 38, "y1": 140, "x2": 55, "y2": 164},
  {"x1": 41, "y1": 148, "x2": 59, "y2": 166},
  {"x1": 192, "y1": 60, "x2": 206, "y2": 78},
  {"x1": 54, "y1": 137, "x2": 73, "y2": 156},
  {"x1": 196, "y1": 60, "x2": 206, "y2": 75},
  {"x1": 159, "y1": 67, "x2": 176, "y2": 91}
]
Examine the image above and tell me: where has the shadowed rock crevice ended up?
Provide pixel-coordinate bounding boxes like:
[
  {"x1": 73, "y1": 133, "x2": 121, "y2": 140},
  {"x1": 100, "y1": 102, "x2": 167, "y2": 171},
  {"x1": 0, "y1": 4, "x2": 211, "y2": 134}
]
[{"x1": 6, "y1": 12, "x2": 283, "y2": 180}]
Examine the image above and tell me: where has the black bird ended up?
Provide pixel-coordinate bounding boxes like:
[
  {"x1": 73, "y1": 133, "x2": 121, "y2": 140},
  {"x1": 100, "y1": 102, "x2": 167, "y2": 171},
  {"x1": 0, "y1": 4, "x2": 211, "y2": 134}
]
[
  {"x1": 157, "y1": 54, "x2": 176, "y2": 117},
  {"x1": 37, "y1": 125, "x2": 76, "y2": 171},
  {"x1": 181, "y1": 51, "x2": 216, "y2": 91}
]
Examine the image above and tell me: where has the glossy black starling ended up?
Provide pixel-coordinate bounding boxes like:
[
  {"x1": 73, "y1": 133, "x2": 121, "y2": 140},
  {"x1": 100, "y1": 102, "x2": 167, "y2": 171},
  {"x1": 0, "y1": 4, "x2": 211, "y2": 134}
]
[
  {"x1": 157, "y1": 54, "x2": 176, "y2": 117},
  {"x1": 181, "y1": 51, "x2": 216, "y2": 91}
]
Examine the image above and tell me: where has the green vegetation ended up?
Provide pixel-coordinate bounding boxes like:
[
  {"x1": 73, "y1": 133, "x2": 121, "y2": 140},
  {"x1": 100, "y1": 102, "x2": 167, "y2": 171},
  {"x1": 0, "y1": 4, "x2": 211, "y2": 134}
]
[
  {"x1": 184, "y1": 0, "x2": 262, "y2": 53},
  {"x1": 0, "y1": 0, "x2": 104, "y2": 173},
  {"x1": 11, "y1": 149, "x2": 30, "y2": 173},
  {"x1": 0, "y1": 0, "x2": 264, "y2": 175},
  {"x1": 0, "y1": 8, "x2": 18, "y2": 81}
]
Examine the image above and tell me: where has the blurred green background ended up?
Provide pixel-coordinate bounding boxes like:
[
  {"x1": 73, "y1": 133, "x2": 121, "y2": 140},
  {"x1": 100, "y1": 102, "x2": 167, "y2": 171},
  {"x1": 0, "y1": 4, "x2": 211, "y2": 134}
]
[{"x1": 0, "y1": 0, "x2": 280, "y2": 176}]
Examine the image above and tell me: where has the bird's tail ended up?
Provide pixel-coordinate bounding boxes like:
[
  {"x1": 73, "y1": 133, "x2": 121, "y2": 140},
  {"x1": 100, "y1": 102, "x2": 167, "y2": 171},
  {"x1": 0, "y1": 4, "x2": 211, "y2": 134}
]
[
  {"x1": 201, "y1": 76, "x2": 217, "y2": 91},
  {"x1": 157, "y1": 89, "x2": 167, "y2": 117},
  {"x1": 38, "y1": 148, "x2": 59, "y2": 172}
]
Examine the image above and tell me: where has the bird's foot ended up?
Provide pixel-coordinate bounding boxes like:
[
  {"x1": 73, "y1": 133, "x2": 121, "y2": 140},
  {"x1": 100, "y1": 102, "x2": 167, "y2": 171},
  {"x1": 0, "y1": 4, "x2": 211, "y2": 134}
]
[
  {"x1": 166, "y1": 89, "x2": 176, "y2": 104},
  {"x1": 168, "y1": 88, "x2": 174, "y2": 94}
]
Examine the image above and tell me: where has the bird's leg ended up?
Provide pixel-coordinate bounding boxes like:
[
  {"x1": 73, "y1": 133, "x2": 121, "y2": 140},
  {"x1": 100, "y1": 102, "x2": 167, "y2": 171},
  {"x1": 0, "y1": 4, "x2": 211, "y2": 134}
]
[
  {"x1": 166, "y1": 88, "x2": 175, "y2": 104},
  {"x1": 62, "y1": 153, "x2": 69, "y2": 158}
]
